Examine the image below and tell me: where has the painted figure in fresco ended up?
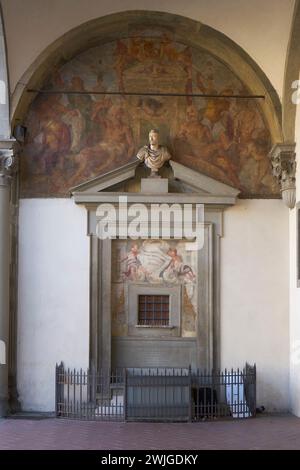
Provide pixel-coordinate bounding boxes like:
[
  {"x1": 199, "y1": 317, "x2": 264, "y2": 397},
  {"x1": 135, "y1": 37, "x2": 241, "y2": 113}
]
[
  {"x1": 159, "y1": 248, "x2": 196, "y2": 283},
  {"x1": 175, "y1": 101, "x2": 241, "y2": 188},
  {"x1": 196, "y1": 68, "x2": 272, "y2": 191},
  {"x1": 104, "y1": 104, "x2": 135, "y2": 155},
  {"x1": 27, "y1": 94, "x2": 72, "y2": 174},
  {"x1": 69, "y1": 102, "x2": 134, "y2": 183},
  {"x1": 137, "y1": 129, "x2": 172, "y2": 177},
  {"x1": 65, "y1": 76, "x2": 95, "y2": 151},
  {"x1": 177, "y1": 105, "x2": 212, "y2": 146},
  {"x1": 121, "y1": 244, "x2": 146, "y2": 281},
  {"x1": 230, "y1": 98, "x2": 273, "y2": 192}
]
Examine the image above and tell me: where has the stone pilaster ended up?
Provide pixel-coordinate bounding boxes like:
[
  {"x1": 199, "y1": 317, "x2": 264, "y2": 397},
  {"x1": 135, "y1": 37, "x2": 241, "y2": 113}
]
[
  {"x1": 269, "y1": 142, "x2": 296, "y2": 209},
  {"x1": 0, "y1": 140, "x2": 15, "y2": 416}
]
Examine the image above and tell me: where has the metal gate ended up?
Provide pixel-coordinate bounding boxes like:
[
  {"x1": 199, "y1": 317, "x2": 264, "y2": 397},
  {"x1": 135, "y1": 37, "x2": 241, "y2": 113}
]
[{"x1": 125, "y1": 368, "x2": 190, "y2": 421}]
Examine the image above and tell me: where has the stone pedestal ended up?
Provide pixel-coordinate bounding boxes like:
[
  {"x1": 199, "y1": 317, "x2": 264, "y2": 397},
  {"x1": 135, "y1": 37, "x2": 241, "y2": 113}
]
[{"x1": 141, "y1": 178, "x2": 168, "y2": 193}]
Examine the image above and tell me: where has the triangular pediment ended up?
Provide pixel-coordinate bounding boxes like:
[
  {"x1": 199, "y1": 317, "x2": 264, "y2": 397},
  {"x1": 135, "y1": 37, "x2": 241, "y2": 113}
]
[
  {"x1": 169, "y1": 161, "x2": 240, "y2": 197},
  {"x1": 69, "y1": 160, "x2": 141, "y2": 193},
  {"x1": 71, "y1": 159, "x2": 240, "y2": 206}
]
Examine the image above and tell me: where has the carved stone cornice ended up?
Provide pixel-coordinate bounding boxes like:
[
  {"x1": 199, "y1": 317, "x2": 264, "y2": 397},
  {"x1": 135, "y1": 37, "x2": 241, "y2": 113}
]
[
  {"x1": 0, "y1": 139, "x2": 18, "y2": 187},
  {"x1": 269, "y1": 142, "x2": 296, "y2": 209}
]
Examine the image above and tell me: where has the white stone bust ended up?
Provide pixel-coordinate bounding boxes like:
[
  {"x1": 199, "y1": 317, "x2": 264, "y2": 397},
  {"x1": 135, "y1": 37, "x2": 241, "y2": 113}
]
[{"x1": 136, "y1": 129, "x2": 171, "y2": 177}]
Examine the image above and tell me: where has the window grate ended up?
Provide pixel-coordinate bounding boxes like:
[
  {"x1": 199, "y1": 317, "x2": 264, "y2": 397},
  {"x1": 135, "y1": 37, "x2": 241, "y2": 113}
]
[{"x1": 138, "y1": 295, "x2": 169, "y2": 326}]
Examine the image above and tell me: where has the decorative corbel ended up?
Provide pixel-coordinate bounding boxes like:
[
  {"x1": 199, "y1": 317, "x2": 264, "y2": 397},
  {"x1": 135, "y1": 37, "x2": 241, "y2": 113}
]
[{"x1": 269, "y1": 142, "x2": 296, "y2": 209}]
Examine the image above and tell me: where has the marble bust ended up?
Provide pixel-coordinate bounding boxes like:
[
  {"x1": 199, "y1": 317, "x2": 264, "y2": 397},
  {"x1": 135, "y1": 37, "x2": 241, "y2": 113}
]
[{"x1": 136, "y1": 129, "x2": 171, "y2": 177}]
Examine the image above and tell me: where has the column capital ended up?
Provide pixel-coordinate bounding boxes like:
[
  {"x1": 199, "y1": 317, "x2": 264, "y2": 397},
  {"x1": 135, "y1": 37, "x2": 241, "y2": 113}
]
[
  {"x1": 0, "y1": 139, "x2": 18, "y2": 186},
  {"x1": 269, "y1": 142, "x2": 296, "y2": 209}
]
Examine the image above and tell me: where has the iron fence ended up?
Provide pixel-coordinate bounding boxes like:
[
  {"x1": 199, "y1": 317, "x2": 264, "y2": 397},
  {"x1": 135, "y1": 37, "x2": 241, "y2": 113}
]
[{"x1": 55, "y1": 363, "x2": 256, "y2": 422}]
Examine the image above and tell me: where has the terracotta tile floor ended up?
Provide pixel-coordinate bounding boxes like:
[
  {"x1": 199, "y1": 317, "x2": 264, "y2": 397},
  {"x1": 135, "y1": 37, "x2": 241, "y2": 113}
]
[{"x1": 0, "y1": 414, "x2": 300, "y2": 450}]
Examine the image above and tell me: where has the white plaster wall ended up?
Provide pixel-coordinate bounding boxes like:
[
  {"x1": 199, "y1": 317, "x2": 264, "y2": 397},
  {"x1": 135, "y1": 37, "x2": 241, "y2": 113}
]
[
  {"x1": 17, "y1": 199, "x2": 89, "y2": 411},
  {"x1": 289, "y1": 208, "x2": 300, "y2": 415},
  {"x1": 221, "y1": 199, "x2": 290, "y2": 412},
  {"x1": 289, "y1": 92, "x2": 300, "y2": 416},
  {"x1": 1, "y1": 0, "x2": 295, "y2": 98}
]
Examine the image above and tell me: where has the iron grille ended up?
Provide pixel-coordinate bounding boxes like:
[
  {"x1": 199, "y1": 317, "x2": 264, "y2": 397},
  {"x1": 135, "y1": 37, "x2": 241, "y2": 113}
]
[{"x1": 138, "y1": 295, "x2": 169, "y2": 326}]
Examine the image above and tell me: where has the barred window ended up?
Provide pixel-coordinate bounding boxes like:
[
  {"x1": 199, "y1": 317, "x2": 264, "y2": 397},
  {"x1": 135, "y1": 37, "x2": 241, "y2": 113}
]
[{"x1": 138, "y1": 295, "x2": 170, "y2": 326}]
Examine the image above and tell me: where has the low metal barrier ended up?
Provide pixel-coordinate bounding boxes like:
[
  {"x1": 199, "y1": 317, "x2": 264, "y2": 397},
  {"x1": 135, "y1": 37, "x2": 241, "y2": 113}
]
[{"x1": 55, "y1": 363, "x2": 256, "y2": 422}]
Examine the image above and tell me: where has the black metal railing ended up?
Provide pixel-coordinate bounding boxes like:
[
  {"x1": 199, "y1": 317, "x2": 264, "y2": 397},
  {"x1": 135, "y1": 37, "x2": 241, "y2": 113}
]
[{"x1": 55, "y1": 363, "x2": 256, "y2": 422}]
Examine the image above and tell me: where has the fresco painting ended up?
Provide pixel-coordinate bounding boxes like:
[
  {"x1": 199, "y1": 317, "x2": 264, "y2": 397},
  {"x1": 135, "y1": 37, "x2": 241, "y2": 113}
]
[
  {"x1": 21, "y1": 30, "x2": 278, "y2": 197},
  {"x1": 111, "y1": 239, "x2": 197, "y2": 338}
]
